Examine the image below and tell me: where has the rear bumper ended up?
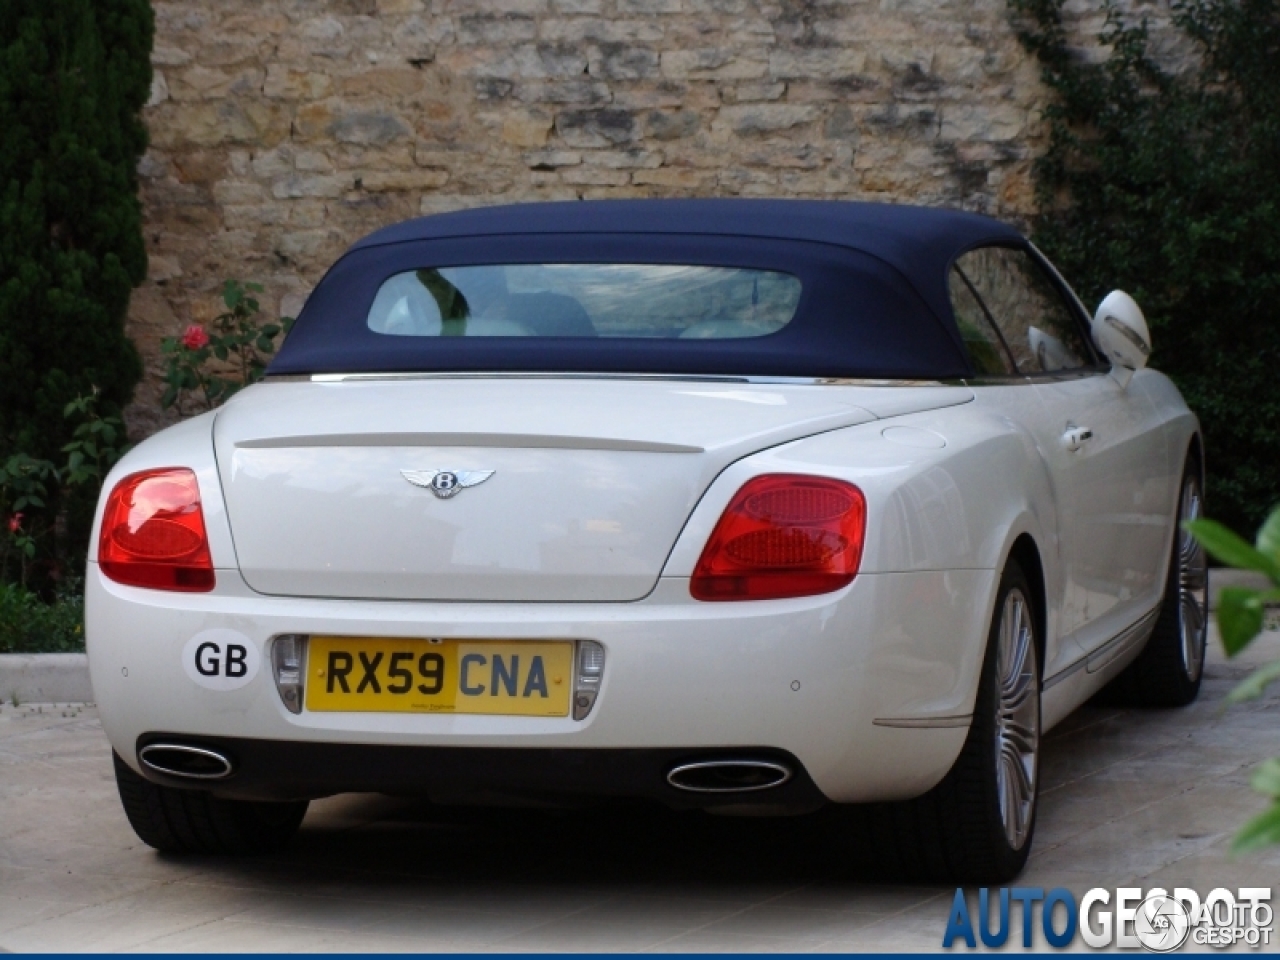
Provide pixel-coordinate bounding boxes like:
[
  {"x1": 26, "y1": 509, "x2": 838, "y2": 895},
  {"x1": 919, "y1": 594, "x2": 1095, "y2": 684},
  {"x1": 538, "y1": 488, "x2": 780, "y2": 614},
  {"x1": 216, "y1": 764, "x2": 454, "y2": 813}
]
[
  {"x1": 132, "y1": 734, "x2": 828, "y2": 809},
  {"x1": 87, "y1": 564, "x2": 993, "y2": 805}
]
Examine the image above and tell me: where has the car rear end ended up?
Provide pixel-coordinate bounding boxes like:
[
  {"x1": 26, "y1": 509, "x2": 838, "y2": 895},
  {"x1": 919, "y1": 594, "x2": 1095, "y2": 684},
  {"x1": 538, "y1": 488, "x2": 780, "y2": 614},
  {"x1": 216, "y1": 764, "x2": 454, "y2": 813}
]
[
  {"x1": 89, "y1": 205, "x2": 997, "y2": 821},
  {"x1": 89, "y1": 375, "x2": 996, "y2": 812}
]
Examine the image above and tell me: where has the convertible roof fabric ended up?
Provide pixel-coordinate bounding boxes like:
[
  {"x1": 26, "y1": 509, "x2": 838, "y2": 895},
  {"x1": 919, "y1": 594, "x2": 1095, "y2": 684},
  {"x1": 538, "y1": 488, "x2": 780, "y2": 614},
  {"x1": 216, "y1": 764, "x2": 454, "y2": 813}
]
[{"x1": 270, "y1": 199, "x2": 1027, "y2": 379}]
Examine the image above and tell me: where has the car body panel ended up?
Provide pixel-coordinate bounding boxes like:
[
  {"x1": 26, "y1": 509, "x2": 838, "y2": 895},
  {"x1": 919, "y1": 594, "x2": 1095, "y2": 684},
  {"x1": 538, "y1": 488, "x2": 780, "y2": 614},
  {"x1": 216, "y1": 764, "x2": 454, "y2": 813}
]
[
  {"x1": 1029, "y1": 371, "x2": 1178, "y2": 657},
  {"x1": 86, "y1": 201, "x2": 1202, "y2": 818}
]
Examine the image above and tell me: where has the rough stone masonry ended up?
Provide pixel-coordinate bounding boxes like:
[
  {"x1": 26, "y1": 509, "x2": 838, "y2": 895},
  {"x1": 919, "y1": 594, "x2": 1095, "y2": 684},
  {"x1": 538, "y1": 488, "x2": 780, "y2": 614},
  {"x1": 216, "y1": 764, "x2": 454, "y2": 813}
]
[{"x1": 128, "y1": 0, "x2": 1191, "y2": 436}]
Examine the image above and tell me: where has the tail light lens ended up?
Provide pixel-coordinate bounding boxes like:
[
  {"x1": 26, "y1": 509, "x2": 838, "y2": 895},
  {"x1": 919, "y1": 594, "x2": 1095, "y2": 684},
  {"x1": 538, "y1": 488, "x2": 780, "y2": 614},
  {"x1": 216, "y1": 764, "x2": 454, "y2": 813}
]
[
  {"x1": 98, "y1": 468, "x2": 215, "y2": 592},
  {"x1": 691, "y1": 474, "x2": 866, "y2": 601}
]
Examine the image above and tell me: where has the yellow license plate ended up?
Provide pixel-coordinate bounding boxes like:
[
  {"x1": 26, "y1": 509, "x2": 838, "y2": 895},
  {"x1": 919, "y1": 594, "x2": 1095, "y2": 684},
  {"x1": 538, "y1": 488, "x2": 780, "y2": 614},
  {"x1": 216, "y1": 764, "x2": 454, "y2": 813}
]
[{"x1": 305, "y1": 637, "x2": 573, "y2": 716}]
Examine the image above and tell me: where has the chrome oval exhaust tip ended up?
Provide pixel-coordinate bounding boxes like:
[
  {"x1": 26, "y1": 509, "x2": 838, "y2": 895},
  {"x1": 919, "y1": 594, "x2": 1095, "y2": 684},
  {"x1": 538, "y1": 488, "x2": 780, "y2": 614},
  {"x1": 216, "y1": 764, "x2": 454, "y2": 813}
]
[
  {"x1": 667, "y1": 760, "x2": 792, "y2": 793},
  {"x1": 139, "y1": 743, "x2": 234, "y2": 780}
]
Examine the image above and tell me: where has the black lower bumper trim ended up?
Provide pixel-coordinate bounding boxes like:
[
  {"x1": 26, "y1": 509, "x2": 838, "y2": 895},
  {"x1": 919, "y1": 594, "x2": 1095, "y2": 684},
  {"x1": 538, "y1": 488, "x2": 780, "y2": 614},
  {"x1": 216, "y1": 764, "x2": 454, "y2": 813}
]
[{"x1": 134, "y1": 733, "x2": 829, "y2": 811}]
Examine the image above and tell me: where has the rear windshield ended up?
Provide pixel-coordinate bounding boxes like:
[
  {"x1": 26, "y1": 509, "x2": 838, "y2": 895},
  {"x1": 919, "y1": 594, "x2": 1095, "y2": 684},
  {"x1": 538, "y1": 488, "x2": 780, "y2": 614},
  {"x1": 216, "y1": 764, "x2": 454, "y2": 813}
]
[
  {"x1": 270, "y1": 233, "x2": 974, "y2": 380},
  {"x1": 367, "y1": 264, "x2": 802, "y2": 340}
]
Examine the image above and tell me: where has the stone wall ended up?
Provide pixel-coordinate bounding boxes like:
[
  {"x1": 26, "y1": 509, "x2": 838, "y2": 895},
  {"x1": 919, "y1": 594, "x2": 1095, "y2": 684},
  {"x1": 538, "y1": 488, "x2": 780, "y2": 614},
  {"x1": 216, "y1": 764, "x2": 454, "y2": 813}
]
[{"x1": 128, "y1": 0, "x2": 1188, "y2": 436}]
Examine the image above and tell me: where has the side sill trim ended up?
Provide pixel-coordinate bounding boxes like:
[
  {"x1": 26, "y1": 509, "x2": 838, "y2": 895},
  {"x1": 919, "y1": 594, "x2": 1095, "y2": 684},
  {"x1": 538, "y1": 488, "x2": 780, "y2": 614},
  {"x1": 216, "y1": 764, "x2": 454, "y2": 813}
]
[
  {"x1": 873, "y1": 714, "x2": 972, "y2": 729},
  {"x1": 1042, "y1": 605, "x2": 1161, "y2": 691}
]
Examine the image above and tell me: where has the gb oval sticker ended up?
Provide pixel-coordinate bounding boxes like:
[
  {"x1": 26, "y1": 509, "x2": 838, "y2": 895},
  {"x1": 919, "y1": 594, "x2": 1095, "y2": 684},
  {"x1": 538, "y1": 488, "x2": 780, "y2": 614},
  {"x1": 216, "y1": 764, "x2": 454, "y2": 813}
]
[{"x1": 182, "y1": 629, "x2": 260, "y2": 691}]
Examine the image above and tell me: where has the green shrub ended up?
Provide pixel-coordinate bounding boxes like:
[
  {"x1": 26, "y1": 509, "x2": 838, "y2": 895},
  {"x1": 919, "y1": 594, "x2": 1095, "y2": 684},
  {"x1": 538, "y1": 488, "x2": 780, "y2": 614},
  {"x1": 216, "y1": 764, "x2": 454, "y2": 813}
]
[
  {"x1": 1188, "y1": 507, "x2": 1280, "y2": 851},
  {"x1": 1009, "y1": 0, "x2": 1280, "y2": 533},
  {"x1": 0, "y1": 0, "x2": 153, "y2": 557},
  {"x1": 1, "y1": 393, "x2": 130, "y2": 590},
  {"x1": 0, "y1": 581, "x2": 84, "y2": 654}
]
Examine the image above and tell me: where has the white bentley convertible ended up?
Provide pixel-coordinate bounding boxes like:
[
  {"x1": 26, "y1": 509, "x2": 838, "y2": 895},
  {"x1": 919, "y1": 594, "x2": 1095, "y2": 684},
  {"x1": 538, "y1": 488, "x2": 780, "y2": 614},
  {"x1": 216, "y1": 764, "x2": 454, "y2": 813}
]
[{"x1": 88, "y1": 200, "x2": 1205, "y2": 882}]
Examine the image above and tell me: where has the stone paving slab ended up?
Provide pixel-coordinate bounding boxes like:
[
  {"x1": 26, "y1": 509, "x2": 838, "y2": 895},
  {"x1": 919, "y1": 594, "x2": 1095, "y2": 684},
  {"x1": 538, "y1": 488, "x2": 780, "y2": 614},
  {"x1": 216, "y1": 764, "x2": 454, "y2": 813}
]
[{"x1": 0, "y1": 629, "x2": 1276, "y2": 953}]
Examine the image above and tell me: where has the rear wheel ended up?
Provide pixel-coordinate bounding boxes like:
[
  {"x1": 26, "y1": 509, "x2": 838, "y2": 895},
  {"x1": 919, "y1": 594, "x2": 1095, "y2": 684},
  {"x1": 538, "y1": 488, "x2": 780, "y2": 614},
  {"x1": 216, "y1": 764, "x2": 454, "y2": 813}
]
[
  {"x1": 1105, "y1": 461, "x2": 1208, "y2": 708},
  {"x1": 852, "y1": 561, "x2": 1041, "y2": 883},
  {"x1": 114, "y1": 751, "x2": 308, "y2": 854}
]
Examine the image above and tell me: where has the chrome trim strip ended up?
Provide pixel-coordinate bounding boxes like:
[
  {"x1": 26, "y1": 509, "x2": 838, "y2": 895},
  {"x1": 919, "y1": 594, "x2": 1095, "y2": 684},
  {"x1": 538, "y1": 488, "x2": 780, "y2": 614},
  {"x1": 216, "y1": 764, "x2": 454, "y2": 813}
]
[
  {"x1": 961, "y1": 369, "x2": 1109, "y2": 387},
  {"x1": 872, "y1": 714, "x2": 972, "y2": 729},
  {"x1": 1042, "y1": 606, "x2": 1160, "y2": 690},
  {"x1": 1086, "y1": 606, "x2": 1159, "y2": 674},
  {"x1": 1104, "y1": 315, "x2": 1152, "y2": 357},
  {"x1": 236, "y1": 432, "x2": 703, "y2": 453},
  {"x1": 265, "y1": 372, "x2": 950, "y2": 387},
  {"x1": 1041, "y1": 654, "x2": 1088, "y2": 691}
]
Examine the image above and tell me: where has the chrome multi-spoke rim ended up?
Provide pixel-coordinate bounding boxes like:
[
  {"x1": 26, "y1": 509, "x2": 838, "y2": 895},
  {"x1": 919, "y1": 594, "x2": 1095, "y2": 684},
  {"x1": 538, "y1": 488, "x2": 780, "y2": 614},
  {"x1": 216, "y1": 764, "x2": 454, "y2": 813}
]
[
  {"x1": 1177, "y1": 478, "x2": 1209, "y2": 682},
  {"x1": 995, "y1": 588, "x2": 1039, "y2": 851}
]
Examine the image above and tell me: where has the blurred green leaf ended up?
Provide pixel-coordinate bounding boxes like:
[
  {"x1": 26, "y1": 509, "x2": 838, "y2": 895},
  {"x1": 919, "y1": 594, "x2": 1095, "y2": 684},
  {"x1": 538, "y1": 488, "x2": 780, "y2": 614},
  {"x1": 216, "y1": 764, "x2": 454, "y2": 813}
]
[
  {"x1": 1232, "y1": 803, "x2": 1280, "y2": 856},
  {"x1": 1252, "y1": 758, "x2": 1280, "y2": 798},
  {"x1": 1186, "y1": 519, "x2": 1280, "y2": 582},
  {"x1": 1218, "y1": 587, "x2": 1266, "y2": 655},
  {"x1": 1257, "y1": 506, "x2": 1280, "y2": 564},
  {"x1": 1230, "y1": 660, "x2": 1280, "y2": 703}
]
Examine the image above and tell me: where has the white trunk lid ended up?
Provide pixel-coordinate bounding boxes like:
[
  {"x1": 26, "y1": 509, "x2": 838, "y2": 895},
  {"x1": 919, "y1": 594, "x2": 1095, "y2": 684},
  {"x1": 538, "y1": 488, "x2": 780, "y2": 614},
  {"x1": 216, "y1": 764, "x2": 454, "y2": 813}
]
[{"x1": 213, "y1": 378, "x2": 970, "y2": 601}]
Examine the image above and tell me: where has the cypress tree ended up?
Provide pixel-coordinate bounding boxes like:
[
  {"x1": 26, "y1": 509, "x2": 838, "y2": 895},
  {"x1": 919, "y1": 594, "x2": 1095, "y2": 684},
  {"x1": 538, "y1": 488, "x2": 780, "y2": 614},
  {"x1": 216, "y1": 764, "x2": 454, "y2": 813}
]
[{"x1": 0, "y1": 1, "x2": 153, "y2": 464}]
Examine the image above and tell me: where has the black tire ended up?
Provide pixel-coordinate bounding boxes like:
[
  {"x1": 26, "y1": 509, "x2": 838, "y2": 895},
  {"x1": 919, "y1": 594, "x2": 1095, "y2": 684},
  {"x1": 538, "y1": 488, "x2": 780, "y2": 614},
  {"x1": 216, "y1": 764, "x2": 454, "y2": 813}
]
[
  {"x1": 849, "y1": 560, "x2": 1042, "y2": 884},
  {"x1": 114, "y1": 751, "x2": 308, "y2": 854},
  {"x1": 1103, "y1": 458, "x2": 1208, "y2": 708}
]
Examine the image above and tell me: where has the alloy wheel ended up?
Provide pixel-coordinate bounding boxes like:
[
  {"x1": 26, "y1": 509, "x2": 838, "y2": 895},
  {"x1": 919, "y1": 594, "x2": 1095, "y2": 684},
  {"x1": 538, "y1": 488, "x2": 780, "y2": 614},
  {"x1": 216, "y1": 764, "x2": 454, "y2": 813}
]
[
  {"x1": 994, "y1": 588, "x2": 1039, "y2": 851},
  {"x1": 1177, "y1": 477, "x2": 1209, "y2": 682}
]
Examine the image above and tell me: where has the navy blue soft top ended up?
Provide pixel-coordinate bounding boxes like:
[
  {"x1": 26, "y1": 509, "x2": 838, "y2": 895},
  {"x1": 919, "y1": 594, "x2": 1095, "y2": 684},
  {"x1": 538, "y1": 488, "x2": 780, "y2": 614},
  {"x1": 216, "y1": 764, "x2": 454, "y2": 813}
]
[{"x1": 269, "y1": 199, "x2": 1027, "y2": 380}]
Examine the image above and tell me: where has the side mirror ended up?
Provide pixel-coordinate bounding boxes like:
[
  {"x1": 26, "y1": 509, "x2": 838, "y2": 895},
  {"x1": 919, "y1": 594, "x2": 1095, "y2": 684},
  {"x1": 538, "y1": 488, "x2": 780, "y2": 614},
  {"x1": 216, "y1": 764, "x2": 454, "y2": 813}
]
[{"x1": 1092, "y1": 290, "x2": 1151, "y2": 389}]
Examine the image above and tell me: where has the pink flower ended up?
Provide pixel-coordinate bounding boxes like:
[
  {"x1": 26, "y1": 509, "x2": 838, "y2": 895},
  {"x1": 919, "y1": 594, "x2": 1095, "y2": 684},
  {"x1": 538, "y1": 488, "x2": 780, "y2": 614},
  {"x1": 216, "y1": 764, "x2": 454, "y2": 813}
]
[
  {"x1": 7, "y1": 513, "x2": 22, "y2": 534},
  {"x1": 182, "y1": 325, "x2": 210, "y2": 350}
]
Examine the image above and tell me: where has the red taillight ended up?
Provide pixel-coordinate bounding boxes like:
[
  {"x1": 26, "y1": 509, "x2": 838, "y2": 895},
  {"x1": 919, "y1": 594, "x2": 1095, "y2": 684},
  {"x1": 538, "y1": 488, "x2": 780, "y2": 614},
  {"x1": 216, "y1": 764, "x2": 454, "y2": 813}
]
[
  {"x1": 691, "y1": 474, "x2": 866, "y2": 601},
  {"x1": 98, "y1": 468, "x2": 215, "y2": 592}
]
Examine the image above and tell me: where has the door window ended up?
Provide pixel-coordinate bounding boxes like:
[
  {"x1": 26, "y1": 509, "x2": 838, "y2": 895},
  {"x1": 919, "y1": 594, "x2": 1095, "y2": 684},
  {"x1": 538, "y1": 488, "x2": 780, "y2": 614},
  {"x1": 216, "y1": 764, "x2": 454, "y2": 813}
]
[
  {"x1": 953, "y1": 247, "x2": 1091, "y2": 374},
  {"x1": 948, "y1": 267, "x2": 1015, "y2": 376}
]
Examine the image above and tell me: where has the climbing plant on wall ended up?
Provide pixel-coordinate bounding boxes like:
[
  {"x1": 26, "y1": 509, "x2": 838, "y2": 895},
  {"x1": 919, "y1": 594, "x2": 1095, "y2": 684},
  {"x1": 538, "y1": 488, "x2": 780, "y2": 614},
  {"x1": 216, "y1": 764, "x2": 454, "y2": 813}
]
[{"x1": 1009, "y1": 0, "x2": 1280, "y2": 535}]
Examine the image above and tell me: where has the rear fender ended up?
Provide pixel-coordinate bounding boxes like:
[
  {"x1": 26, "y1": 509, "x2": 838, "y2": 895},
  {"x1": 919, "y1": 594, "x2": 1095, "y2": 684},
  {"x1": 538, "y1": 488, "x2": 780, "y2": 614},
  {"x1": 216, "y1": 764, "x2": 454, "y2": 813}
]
[
  {"x1": 663, "y1": 407, "x2": 1060, "y2": 582},
  {"x1": 661, "y1": 408, "x2": 1065, "y2": 728}
]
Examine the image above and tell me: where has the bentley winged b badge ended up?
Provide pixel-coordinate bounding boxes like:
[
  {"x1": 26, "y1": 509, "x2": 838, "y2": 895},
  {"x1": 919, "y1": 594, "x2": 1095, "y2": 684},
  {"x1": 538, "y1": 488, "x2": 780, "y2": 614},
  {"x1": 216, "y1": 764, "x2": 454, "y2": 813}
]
[{"x1": 401, "y1": 469, "x2": 495, "y2": 499}]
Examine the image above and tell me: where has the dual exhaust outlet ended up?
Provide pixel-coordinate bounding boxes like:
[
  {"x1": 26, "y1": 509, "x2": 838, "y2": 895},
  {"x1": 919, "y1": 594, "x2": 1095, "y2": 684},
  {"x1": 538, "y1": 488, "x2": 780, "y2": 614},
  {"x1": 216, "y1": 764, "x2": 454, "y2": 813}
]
[
  {"x1": 139, "y1": 743, "x2": 794, "y2": 795},
  {"x1": 139, "y1": 743, "x2": 234, "y2": 781},
  {"x1": 666, "y1": 759, "x2": 792, "y2": 793}
]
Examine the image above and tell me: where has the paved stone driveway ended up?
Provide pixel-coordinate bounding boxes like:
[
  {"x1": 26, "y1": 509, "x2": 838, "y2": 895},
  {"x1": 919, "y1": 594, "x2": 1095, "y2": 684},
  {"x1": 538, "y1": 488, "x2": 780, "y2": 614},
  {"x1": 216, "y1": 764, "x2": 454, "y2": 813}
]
[{"x1": 1, "y1": 627, "x2": 1276, "y2": 953}]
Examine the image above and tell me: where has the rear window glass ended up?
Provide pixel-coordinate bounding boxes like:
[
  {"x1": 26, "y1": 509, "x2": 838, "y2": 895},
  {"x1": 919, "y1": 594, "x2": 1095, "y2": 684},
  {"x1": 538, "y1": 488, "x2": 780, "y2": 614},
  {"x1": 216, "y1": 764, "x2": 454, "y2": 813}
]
[{"x1": 367, "y1": 264, "x2": 802, "y2": 340}]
